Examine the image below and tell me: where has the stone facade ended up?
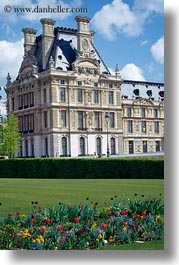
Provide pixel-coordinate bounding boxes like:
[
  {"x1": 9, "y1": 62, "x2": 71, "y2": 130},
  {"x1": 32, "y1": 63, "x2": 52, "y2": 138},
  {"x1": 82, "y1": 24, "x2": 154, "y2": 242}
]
[{"x1": 5, "y1": 17, "x2": 164, "y2": 157}]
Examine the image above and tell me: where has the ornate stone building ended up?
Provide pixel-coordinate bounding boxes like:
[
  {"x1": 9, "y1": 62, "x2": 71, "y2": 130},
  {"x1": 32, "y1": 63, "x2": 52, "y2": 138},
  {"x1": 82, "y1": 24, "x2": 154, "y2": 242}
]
[
  {"x1": 6, "y1": 17, "x2": 123, "y2": 158},
  {"x1": 121, "y1": 80, "x2": 164, "y2": 154},
  {"x1": 5, "y1": 16, "x2": 164, "y2": 157}
]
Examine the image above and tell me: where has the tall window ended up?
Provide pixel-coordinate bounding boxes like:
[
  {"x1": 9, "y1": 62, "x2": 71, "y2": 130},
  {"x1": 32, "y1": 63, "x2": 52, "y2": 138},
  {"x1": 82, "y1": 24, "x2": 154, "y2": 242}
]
[
  {"x1": 129, "y1": 141, "x2": 134, "y2": 154},
  {"x1": 94, "y1": 90, "x2": 99, "y2": 104},
  {"x1": 79, "y1": 137, "x2": 85, "y2": 156},
  {"x1": 96, "y1": 137, "x2": 102, "y2": 155},
  {"x1": 127, "y1": 107, "x2": 131, "y2": 117},
  {"x1": 110, "y1": 137, "x2": 116, "y2": 155},
  {"x1": 61, "y1": 110, "x2": 67, "y2": 127},
  {"x1": 44, "y1": 111, "x2": 48, "y2": 128},
  {"x1": 143, "y1": 141, "x2": 147, "y2": 153},
  {"x1": 154, "y1": 121, "x2": 159, "y2": 133},
  {"x1": 43, "y1": 89, "x2": 47, "y2": 103},
  {"x1": 127, "y1": 120, "x2": 133, "y2": 133},
  {"x1": 60, "y1": 88, "x2": 65, "y2": 102},
  {"x1": 141, "y1": 108, "x2": 145, "y2": 117},
  {"x1": 30, "y1": 92, "x2": 34, "y2": 107},
  {"x1": 29, "y1": 114, "x2": 34, "y2": 132},
  {"x1": 31, "y1": 139, "x2": 34, "y2": 157},
  {"x1": 78, "y1": 111, "x2": 84, "y2": 129},
  {"x1": 61, "y1": 137, "x2": 67, "y2": 156},
  {"x1": 25, "y1": 140, "x2": 28, "y2": 157},
  {"x1": 141, "y1": 121, "x2": 146, "y2": 133},
  {"x1": 154, "y1": 109, "x2": 158, "y2": 118},
  {"x1": 109, "y1": 112, "x2": 115, "y2": 128},
  {"x1": 155, "y1": 141, "x2": 160, "y2": 152},
  {"x1": 95, "y1": 112, "x2": 100, "y2": 130},
  {"x1": 109, "y1": 91, "x2": 114, "y2": 104},
  {"x1": 78, "y1": 89, "x2": 83, "y2": 103},
  {"x1": 11, "y1": 98, "x2": 14, "y2": 111},
  {"x1": 45, "y1": 137, "x2": 48, "y2": 156}
]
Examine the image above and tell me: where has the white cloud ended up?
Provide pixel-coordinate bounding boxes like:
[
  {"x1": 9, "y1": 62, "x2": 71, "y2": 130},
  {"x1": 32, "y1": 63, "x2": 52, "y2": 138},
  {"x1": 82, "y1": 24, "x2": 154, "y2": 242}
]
[
  {"x1": 91, "y1": 0, "x2": 145, "y2": 41},
  {"x1": 0, "y1": 39, "x2": 24, "y2": 85},
  {"x1": 150, "y1": 36, "x2": 164, "y2": 64},
  {"x1": 121, "y1": 63, "x2": 145, "y2": 81},
  {"x1": 91, "y1": 0, "x2": 163, "y2": 41},
  {"x1": 140, "y1": 40, "x2": 149, "y2": 46}
]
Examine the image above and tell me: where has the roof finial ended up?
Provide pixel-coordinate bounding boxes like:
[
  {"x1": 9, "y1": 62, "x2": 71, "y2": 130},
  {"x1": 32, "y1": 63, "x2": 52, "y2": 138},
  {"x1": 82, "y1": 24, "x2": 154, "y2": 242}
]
[{"x1": 6, "y1": 73, "x2": 11, "y2": 87}]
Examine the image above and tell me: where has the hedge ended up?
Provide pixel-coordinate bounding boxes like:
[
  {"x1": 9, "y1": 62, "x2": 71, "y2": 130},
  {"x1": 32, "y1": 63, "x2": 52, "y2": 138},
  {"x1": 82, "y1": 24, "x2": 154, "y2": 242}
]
[{"x1": 0, "y1": 158, "x2": 164, "y2": 179}]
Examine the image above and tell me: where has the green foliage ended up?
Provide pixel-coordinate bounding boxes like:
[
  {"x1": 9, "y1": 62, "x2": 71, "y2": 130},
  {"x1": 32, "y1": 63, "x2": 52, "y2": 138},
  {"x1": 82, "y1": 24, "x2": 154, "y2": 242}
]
[
  {"x1": 0, "y1": 158, "x2": 164, "y2": 179},
  {"x1": 0, "y1": 115, "x2": 21, "y2": 157}
]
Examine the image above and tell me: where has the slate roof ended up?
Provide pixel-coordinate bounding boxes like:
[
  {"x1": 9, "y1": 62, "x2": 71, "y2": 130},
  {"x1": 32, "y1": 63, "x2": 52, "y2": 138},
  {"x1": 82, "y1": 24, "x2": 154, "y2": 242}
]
[
  {"x1": 35, "y1": 27, "x2": 110, "y2": 74},
  {"x1": 121, "y1": 80, "x2": 164, "y2": 102}
]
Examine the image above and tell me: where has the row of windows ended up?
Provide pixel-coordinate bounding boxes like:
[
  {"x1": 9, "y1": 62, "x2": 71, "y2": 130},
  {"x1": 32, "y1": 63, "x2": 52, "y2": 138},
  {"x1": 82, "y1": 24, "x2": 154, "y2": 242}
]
[
  {"x1": 128, "y1": 140, "x2": 161, "y2": 154},
  {"x1": 127, "y1": 107, "x2": 159, "y2": 118},
  {"x1": 61, "y1": 136, "x2": 116, "y2": 156},
  {"x1": 127, "y1": 120, "x2": 160, "y2": 134},
  {"x1": 18, "y1": 136, "x2": 117, "y2": 157},
  {"x1": 60, "y1": 88, "x2": 114, "y2": 105},
  {"x1": 18, "y1": 114, "x2": 34, "y2": 133},
  {"x1": 17, "y1": 93, "x2": 34, "y2": 110},
  {"x1": 61, "y1": 110, "x2": 115, "y2": 130},
  {"x1": 59, "y1": 79, "x2": 114, "y2": 88}
]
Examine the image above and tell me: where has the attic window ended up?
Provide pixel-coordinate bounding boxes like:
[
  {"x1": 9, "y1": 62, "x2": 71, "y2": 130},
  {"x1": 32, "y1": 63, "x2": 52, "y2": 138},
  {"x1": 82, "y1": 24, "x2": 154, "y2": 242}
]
[
  {"x1": 146, "y1": 90, "x2": 152, "y2": 97},
  {"x1": 78, "y1": 81, "x2": 82, "y2": 86},
  {"x1": 159, "y1": 91, "x2": 164, "y2": 97},
  {"x1": 133, "y1": 89, "x2": 139, "y2": 96},
  {"x1": 58, "y1": 55, "x2": 62, "y2": 60}
]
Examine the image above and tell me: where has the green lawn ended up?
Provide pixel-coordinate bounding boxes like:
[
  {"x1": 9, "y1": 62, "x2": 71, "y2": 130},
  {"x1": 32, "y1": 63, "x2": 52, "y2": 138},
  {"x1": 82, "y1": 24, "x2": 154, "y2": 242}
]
[
  {"x1": 0, "y1": 178, "x2": 163, "y2": 216},
  {"x1": 0, "y1": 178, "x2": 164, "y2": 250}
]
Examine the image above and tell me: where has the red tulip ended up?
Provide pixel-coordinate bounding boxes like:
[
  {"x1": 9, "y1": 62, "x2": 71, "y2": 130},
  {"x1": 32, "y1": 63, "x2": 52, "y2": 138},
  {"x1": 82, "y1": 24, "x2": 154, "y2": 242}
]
[
  {"x1": 121, "y1": 210, "x2": 126, "y2": 215},
  {"x1": 16, "y1": 211, "x2": 20, "y2": 216},
  {"x1": 135, "y1": 214, "x2": 140, "y2": 219},
  {"x1": 123, "y1": 222, "x2": 128, "y2": 226},
  {"x1": 101, "y1": 223, "x2": 107, "y2": 229},
  {"x1": 30, "y1": 218, "x2": 35, "y2": 223},
  {"x1": 8, "y1": 212, "x2": 13, "y2": 217},
  {"x1": 142, "y1": 211, "x2": 146, "y2": 216},
  {"x1": 113, "y1": 211, "x2": 118, "y2": 216},
  {"x1": 44, "y1": 218, "x2": 51, "y2": 224},
  {"x1": 67, "y1": 205, "x2": 72, "y2": 209},
  {"x1": 107, "y1": 211, "x2": 112, "y2": 216},
  {"x1": 40, "y1": 228, "x2": 46, "y2": 234},
  {"x1": 56, "y1": 225, "x2": 62, "y2": 232},
  {"x1": 74, "y1": 217, "x2": 79, "y2": 223},
  {"x1": 124, "y1": 209, "x2": 129, "y2": 214}
]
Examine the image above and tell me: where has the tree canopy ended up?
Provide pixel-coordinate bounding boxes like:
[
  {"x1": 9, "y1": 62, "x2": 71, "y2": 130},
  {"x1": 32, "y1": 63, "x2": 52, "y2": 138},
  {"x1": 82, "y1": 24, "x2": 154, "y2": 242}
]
[{"x1": 0, "y1": 114, "x2": 21, "y2": 157}]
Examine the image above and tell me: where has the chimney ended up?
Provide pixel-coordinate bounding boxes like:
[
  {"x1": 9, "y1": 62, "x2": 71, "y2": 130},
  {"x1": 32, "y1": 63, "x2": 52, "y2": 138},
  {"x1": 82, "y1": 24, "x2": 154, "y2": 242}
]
[
  {"x1": 40, "y1": 18, "x2": 55, "y2": 70},
  {"x1": 75, "y1": 16, "x2": 94, "y2": 52},
  {"x1": 22, "y1": 28, "x2": 37, "y2": 54}
]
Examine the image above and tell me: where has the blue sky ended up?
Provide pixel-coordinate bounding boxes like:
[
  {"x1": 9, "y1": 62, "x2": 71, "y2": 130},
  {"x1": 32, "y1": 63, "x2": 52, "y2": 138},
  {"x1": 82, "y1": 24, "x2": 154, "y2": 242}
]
[{"x1": 0, "y1": 0, "x2": 164, "y2": 99}]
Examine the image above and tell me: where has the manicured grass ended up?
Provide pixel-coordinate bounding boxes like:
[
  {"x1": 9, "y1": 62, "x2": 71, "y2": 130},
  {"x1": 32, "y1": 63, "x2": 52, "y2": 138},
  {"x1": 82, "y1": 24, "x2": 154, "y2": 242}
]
[
  {"x1": 100, "y1": 239, "x2": 164, "y2": 250},
  {"x1": 0, "y1": 178, "x2": 164, "y2": 216}
]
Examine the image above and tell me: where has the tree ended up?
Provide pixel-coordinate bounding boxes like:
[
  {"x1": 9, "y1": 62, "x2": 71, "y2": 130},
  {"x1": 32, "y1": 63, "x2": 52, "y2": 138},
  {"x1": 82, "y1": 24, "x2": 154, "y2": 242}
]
[{"x1": 0, "y1": 115, "x2": 21, "y2": 157}]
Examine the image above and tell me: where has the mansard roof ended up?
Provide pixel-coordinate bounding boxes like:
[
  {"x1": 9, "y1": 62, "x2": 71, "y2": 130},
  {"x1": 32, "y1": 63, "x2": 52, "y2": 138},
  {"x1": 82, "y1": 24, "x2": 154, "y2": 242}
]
[
  {"x1": 35, "y1": 26, "x2": 110, "y2": 74},
  {"x1": 121, "y1": 79, "x2": 164, "y2": 102}
]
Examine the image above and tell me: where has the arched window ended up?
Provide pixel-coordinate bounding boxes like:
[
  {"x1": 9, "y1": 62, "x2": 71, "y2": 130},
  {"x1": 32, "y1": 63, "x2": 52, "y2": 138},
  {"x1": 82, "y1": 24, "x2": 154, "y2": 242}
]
[
  {"x1": 61, "y1": 137, "x2": 67, "y2": 157},
  {"x1": 79, "y1": 137, "x2": 85, "y2": 156},
  {"x1": 110, "y1": 137, "x2": 116, "y2": 155},
  {"x1": 96, "y1": 137, "x2": 102, "y2": 156}
]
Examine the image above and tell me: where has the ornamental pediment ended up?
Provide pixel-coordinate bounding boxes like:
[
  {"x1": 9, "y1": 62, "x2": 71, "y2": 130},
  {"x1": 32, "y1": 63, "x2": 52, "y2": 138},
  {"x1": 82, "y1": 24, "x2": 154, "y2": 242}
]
[
  {"x1": 72, "y1": 57, "x2": 100, "y2": 76},
  {"x1": 132, "y1": 98, "x2": 154, "y2": 106}
]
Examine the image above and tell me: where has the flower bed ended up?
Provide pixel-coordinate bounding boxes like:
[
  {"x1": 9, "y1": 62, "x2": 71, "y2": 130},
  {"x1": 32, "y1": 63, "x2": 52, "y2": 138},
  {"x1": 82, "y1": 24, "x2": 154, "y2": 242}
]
[{"x1": 0, "y1": 197, "x2": 164, "y2": 250}]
